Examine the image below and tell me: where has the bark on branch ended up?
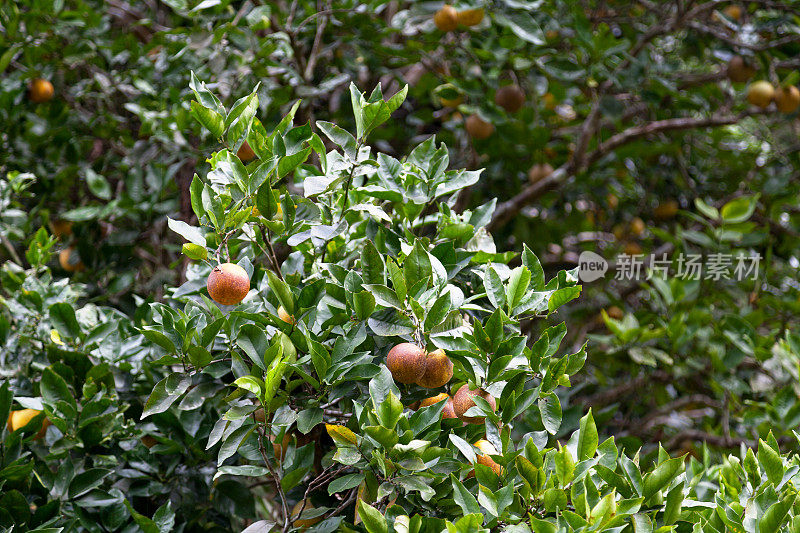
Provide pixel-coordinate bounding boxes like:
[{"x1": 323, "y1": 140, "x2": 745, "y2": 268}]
[{"x1": 488, "y1": 111, "x2": 761, "y2": 232}]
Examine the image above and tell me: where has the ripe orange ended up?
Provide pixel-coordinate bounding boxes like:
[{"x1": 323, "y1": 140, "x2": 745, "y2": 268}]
[
  {"x1": 237, "y1": 141, "x2": 256, "y2": 162},
  {"x1": 29, "y1": 78, "x2": 54, "y2": 103},
  {"x1": 433, "y1": 5, "x2": 458, "y2": 32},
  {"x1": 465, "y1": 114, "x2": 494, "y2": 140},
  {"x1": 386, "y1": 343, "x2": 426, "y2": 384},
  {"x1": 457, "y1": 8, "x2": 484, "y2": 27},
  {"x1": 747, "y1": 81, "x2": 775, "y2": 109},
  {"x1": 207, "y1": 263, "x2": 250, "y2": 305},
  {"x1": 775, "y1": 85, "x2": 800, "y2": 113},
  {"x1": 59, "y1": 247, "x2": 85, "y2": 272}
]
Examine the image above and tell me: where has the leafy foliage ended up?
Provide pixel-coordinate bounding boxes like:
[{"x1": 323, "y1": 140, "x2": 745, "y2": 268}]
[{"x1": 4, "y1": 0, "x2": 800, "y2": 531}]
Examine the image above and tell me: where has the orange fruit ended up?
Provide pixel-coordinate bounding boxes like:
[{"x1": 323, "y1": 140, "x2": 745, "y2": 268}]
[{"x1": 207, "y1": 263, "x2": 250, "y2": 305}]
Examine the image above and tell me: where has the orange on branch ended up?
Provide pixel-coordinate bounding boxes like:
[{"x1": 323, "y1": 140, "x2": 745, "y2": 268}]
[
  {"x1": 386, "y1": 342, "x2": 426, "y2": 384},
  {"x1": 29, "y1": 78, "x2": 54, "y2": 103},
  {"x1": 433, "y1": 5, "x2": 458, "y2": 32},
  {"x1": 207, "y1": 263, "x2": 250, "y2": 306}
]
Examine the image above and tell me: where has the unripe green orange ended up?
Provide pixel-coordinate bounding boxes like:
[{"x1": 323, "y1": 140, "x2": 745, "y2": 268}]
[{"x1": 207, "y1": 263, "x2": 250, "y2": 305}]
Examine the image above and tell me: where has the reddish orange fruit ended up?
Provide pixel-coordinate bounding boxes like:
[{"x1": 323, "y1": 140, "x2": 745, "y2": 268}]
[{"x1": 207, "y1": 263, "x2": 250, "y2": 305}]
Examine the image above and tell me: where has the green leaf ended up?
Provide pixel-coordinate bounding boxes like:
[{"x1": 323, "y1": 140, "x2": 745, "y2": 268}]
[
  {"x1": 576, "y1": 409, "x2": 598, "y2": 461},
  {"x1": 68, "y1": 468, "x2": 111, "y2": 499},
  {"x1": 375, "y1": 391, "x2": 403, "y2": 430},
  {"x1": 41, "y1": 367, "x2": 77, "y2": 414},
  {"x1": 225, "y1": 90, "x2": 259, "y2": 151},
  {"x1": 141, "y1": 373, "x2": 192, "y2": 419},
  {"x1": 522, "y1": 245, "x2": 546, "y2": 291},
  {"x1": 297, "y1": 407, "x2": 323, "y2": 434},
  {"x1": 167, "y1": 217, "x2": 205, "y2": 246},
  {"x1": 484, "y1": 267, "x2": 506, "y2": 309},
  {"x1": 190, "y1": 100, "x2": 224, "y2": 139},
  {"x1": 720, "y1": 194, "x2": 758, "y2": 224},
  {"x1": 663, "y1": 481, "x2": 684, "y2": 525},
  {"x1": 404, "y1": 241, "x2": 432, "y2": 290},
  {"x1": 758, "y1": 439, "x2": 784, "y2": 486},
  {"x1": 266, "y1": 270, "x2": 294, "y2": 315},
  {"x1": 548, "y1": 286, "x2": 581, "y2": 313},
  {"x1": 353, "y1": 290, "x2": 376, "y2": 320},
  {"x1": 49, "y1": 302, "x2": 81, "y2": 338},
  {"x1": 85, "y1": 169, "x2": 111, "y2": 200},
  {"x1": 361, "y1": 240, "x2": 385, "y2": 285},
  {"x1": 263, "y1": 353, "x2": 287, "y2": 407},
  {"x1": 215, "y1": 465, "x2": 270, "y2": 480},
  {"x1": 424, "y1": 292, "x2": 452, "y2": 331},
  {"x1": 317, "y1": 121, "x2": 357, "y2": 160},
  {"x1": 364, "y1": 284, "x2": 403, "y2": 309},
  {"x1": 539, "y1": 392, "x2": 562, "y2": 434},
  {"x1": 233, "y1": 376, "x2": 263, "y2": 397},
  {"x1": 357, "y1": 500, "x2": 388, "y2": 533},
  {"x1": 759, "y1": 494, "x2": 796, "y2": 533},
  {"x1": 237, "y1": 324, "x2": 269, "y2": 370},
  {"x1": 181, "y1": 243, "x2": 207, "y2": 261},
  {"x1": 694, "y1": 198, "x2": 719, "y2": 220},
  {"x1": 450, "y1": 474, "x2": 481, "y2": 516},
  {"x1": 328, "y1": 473, "x2": 365, "y2": 495},
  {"x1": 642, "y1": 456, "x2": 684, "y2": 499},
  {"x1": 189, "y1": 71, "x2": 225, "y2": 115},
  {"x1": 505, "y1": 266, "x2": 531, "y2": 310}
]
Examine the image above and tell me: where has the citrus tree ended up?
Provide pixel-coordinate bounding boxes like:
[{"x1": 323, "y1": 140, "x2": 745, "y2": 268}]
[
  {"x1": 129, "y1": 78, "x2": 800, "y2": 531},
  {"x1": 4, "y1": 0, "x2": 800, "y2": 530}
]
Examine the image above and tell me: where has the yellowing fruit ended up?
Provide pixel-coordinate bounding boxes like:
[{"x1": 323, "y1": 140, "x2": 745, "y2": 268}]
[
  {"x1": 7, "y1": 409, "x2": 49, "y2": 439},
  {"x1": 29, "y1": 78, "x2": 54, "y2": 103},
  {"x1": 434, "y1": 5, "x2": 458, "y2": 32},
  {"x1": 747, "y1": 81, "x2": 775, "y2": 109},
  {"x1": 457, "y1": 8, "x2": 484, "y2": 27},
  {"x1": 775, "y1": 85, "x2": 800, "y2": 113}
]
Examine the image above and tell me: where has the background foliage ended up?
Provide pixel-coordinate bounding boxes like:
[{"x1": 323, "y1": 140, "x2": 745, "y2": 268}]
[{"x1": 3, "y1": 0, "x2": 800, "y2": 531}]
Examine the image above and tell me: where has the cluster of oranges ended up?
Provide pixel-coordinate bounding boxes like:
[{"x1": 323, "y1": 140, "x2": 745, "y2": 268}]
[
  {"x1": 386, "y1": 342, "x2": 501, "y2": 475},
  {"x1": 728, "y1": 57, "x2": 800, "y2": 113}
]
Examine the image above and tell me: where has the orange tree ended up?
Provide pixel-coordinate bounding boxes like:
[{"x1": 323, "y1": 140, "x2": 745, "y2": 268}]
[
  {"x1": 4, "y1": 0, "x2": 800, "y2": 530},
  {"x1": 128, "y1": 78, "x2": 800, "y2": 531},
  {"x1": 3, "y1": 71, "x2": 800, "y2": 532}
]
